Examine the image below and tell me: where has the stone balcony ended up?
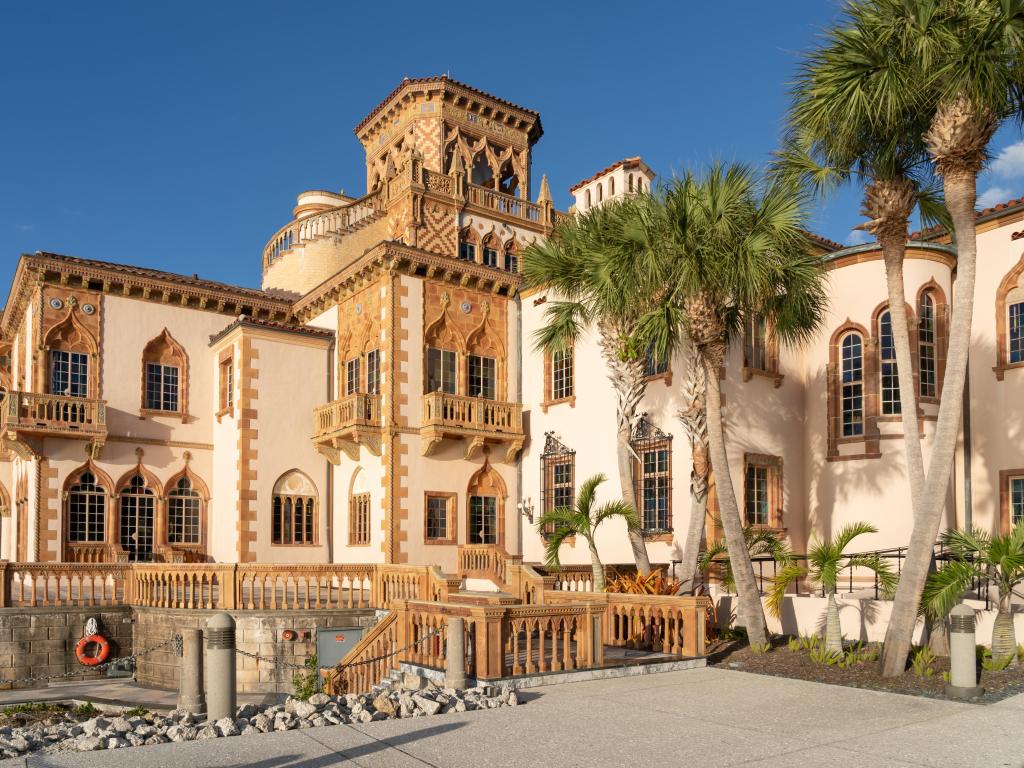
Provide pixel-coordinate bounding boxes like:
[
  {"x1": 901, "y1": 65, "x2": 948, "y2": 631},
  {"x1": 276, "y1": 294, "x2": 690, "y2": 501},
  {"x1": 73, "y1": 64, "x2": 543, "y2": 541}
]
[
  {"x1": 312, "y1": 393, "x2": 382, "y2": 463},
  {"x1": 0, "y1": 391, "x2": 107, "y2": 458},
  {"x1": 420, "y1": 392, "x2": 524, "y2": 462}
]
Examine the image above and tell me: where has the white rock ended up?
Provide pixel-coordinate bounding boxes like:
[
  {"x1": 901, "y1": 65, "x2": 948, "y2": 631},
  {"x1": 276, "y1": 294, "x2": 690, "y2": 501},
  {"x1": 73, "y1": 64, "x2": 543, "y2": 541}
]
[
  {"x1": 77, "y1": 736, "x2": 103, "y2": 751},
  {"x1": 215, "y1": 718, "x2": 239, "y2": 737},
  {"x1": 412, "y1": 695, "x2": 441, "y2": 716}
]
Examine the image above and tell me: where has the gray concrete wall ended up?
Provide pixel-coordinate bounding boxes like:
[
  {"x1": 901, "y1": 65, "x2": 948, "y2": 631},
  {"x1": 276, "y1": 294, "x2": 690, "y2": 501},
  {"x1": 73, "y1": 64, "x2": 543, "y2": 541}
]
[{"x1": 0, "y1": 607, "x2": 133, "y2": 689}]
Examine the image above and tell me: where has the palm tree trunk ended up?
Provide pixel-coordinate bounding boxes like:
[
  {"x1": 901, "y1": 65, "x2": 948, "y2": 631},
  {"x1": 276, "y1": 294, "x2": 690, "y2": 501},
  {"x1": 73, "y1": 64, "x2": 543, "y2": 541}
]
[
  {"x1": 599, "y1": 322, "x2": 652, "y2": 576},
  {"x1": 825, "y1": 590, "x2": 843, "y2": 654},
  {"x1": 587, "y1": 541, "x2": 606, "y2": 593},
  {"x1": 881, "y1": 167, "x2": 980, "y2": 677},
  {"x1": 676, "y1": 348, "x2": 710, "y2": 594},
  {"x1": 992, "y1": 610, "x2": 1017, "y2": 664},
  {"x1": 701, "y1": 356, "x2": 769, "y2": 647}
]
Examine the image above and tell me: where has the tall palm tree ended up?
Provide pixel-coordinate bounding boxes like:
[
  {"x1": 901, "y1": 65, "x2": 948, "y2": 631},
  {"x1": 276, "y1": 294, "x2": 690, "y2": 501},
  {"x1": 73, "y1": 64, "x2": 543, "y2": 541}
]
[
  {"x1": 922, "y1": 524, "x2": 1024, "y2": 664},
  {"x1": 523, "y1": 197, "x2": 663, "y2": 575},
  {"x1": 638, "y1": 164, "x2": 829, "y2": 648},
  {"x1": 768, "y1": 522, "x2": 898, "y2": 653},
  {"x1": 536, "y1": 473, "x2": 640, "y2": 593},
  {"x1": 675, "y1": 343, "x2": 711, "y2": 593},
  {"x1": 781, "y1": 0, "x2": 1024, "y2": 676}
]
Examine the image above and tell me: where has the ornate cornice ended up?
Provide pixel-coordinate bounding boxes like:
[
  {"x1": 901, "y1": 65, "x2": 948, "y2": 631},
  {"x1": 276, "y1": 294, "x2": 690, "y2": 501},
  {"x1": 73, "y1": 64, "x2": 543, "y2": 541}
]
[
  {"x1": 2, "y1": 253, "x2": 294, "y2": 340},
  {"x1": 292, "y1": 241, "x2": 523, "y2": 323}
]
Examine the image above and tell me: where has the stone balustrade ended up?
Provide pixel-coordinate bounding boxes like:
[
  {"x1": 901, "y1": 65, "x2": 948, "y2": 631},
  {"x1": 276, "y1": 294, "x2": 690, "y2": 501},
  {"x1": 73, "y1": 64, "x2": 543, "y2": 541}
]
[
  {"x1": 458, "y1": 544, "x2": 522, "y2": 589},
  {"x1": 261, "y1": 191, "x2": 380, "y2": 266},
  {"x1": 421, "y1": 392, "x2": 524, "y2": 461},
  {"x1": 1, "y1": 391, "x2": 107, "y2": 443}
]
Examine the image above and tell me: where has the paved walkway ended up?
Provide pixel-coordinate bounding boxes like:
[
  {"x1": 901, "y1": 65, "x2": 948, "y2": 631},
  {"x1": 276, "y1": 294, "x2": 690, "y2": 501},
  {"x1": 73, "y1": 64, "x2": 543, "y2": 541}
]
[
  {"x1": 0, "y1": 680, "x2": 275, "y2": 711},
  {"x1": 4, "y1": 667, "x2": 1023, "y2": 767}
]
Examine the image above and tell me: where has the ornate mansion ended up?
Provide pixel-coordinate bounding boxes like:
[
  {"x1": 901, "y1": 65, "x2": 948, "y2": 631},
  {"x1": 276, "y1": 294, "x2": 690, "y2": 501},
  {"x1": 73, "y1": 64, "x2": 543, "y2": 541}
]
[{"x1": 1, "y1": 76, "x2": 1022, "y2": 573}]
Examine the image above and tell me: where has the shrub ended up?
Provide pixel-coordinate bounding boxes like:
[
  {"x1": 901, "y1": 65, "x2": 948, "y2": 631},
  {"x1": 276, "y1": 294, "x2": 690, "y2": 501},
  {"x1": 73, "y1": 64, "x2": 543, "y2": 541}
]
[
  {"x1": 911, "y1": 646, "x2": 936, "y2": 677},
  {"x1": 292, "y1": 654, "x2": 320, "y2": 700},
  {"x1": 72, "y1": 702, "x2": 99, "y2": 717},
  {"x1": 604, "y1": 570, "x2": 680, "y2": 595}
]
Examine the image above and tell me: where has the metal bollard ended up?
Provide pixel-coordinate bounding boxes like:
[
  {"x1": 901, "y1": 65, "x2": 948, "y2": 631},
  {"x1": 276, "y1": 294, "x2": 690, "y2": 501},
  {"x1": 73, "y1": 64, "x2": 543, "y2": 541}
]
[
  {"x1": 206, "y1": 613, "x2": 237, "y2": 721},
  {"x1": 177, "y1": 628, "x2": 206, "y2": 715},
  {"x1": 945, "y1": 604, "x2": 983, "y2": 699},
  {"x1": 445, "y1": 617, "x2": 466, "y2": 690}
]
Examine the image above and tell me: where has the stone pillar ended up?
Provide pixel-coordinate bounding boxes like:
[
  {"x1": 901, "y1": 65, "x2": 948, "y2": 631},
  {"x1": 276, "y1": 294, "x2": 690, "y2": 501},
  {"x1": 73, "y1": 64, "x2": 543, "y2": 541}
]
[
  {"x1": 177, "y1": 628, "x2": 205, "y2": 715},
  {"x1": 206, "y1": 613, "x2": 236, "y2": 721},
  {"x1": 445, "y1": 617, "x2": 466, "y2": 690},
  {"x1": 946, "y1": 604, "x2": 983, "y2": 699}
]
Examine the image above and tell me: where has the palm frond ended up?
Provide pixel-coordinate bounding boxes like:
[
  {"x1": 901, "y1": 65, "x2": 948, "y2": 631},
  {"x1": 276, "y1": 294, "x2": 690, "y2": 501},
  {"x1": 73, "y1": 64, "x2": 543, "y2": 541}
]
[{"x1": 767, "y1": 563, "x2": 809, "y2": 619}]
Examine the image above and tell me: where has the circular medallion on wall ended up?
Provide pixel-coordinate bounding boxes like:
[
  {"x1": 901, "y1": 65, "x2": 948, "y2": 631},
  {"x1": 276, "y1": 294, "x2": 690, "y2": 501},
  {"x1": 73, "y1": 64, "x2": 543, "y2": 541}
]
[
  {"x1": 460, "y1": 301, "x2": 472, "y2": 314},
  {"x1": 81, "y1": 304, "x2": 96, "y2": 315},
  {"x1": 49, "y1": 298, "x2": 63, "y2": 310}
]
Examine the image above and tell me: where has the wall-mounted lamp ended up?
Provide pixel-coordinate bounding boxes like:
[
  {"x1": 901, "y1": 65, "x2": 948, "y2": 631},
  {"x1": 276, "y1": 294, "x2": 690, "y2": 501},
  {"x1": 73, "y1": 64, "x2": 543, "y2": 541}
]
[{"x1": 517, "y1": 497, "x2": 534, "y2": 525}]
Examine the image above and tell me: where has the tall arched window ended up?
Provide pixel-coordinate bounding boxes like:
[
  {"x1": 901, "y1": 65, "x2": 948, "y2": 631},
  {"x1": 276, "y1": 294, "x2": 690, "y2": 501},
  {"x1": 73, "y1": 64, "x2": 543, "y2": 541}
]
[
  {"x1": 995, "y1": 254, "x2": 1024, "y2": 379},
  {"x1": 68, "y1": 471, "x2": 107, "y2": 543},
  {"x1": 597, "y1": 182, "x2": 603, "y2": 202},
  {"x1": 609, "y1": 177, "x2": 615, "y2": 196},
  {"x1": 585, "y1": 190, "x2": 592, "y2": 209},
  {"x1": 467, "y1": 460, "x2": 506, "y2": 546},
  {"x1": 628, "y1": 174, "x2": 634, "y2": 192},
  {"x1": 119, "y1": 474, "x2": 155, "y2": 561},
  {"x1": 167, "y1": 477, "x2": 202, "y2": 545},
  {"x1": 272, "y1": 470, "x2": 318, "y2": 545},
  {"x1": 841, "y1": 333, "x2": 865, "y2": 436},
  {"x1": 142, "y1": 329, "x2": 187, "y2": 416},
  {"x1": 919, "y1": 292, "x2": 937, "y2": 399},
  {"x1": 878, "y1": 310, "x2": 901, "y2": 415}
]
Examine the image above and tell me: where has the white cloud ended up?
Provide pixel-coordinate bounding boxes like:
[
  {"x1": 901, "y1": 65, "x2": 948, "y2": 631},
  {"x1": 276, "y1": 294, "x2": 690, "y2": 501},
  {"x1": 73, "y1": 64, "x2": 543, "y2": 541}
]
[
  {"x1": 977, "y1": 185, "x2": 1015, "y2": 209},
  {"x1": 844, "y1": 229, "x2": 872, "y2": 246},
  {"x1": 990, "y1": 140, "x2": 1024, "y2": 178}
]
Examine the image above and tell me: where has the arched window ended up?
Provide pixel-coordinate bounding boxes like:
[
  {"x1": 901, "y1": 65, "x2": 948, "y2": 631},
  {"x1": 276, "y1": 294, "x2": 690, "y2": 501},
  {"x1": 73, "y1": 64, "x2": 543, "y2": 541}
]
[
  {"x1": 119, "y1": 474, "x2": 155, "y2": 561},
  {"x1": 919, "y1": 292, "x2": 937, "y2": 399},
  {"x1": 609, "y1": 177, "x2": 615, "y2": 196},
  {"x1": 45, "y1": 311, "x2": 96, "y2": 399},
  {"x1": 878, "y1": 310, "x2": 901, "y2": 415},
  {"x1": 458, "y1": 228, "x2": 478, "y2": 263},
  {"x1": 424, "y1": 294, "x2": 463, "y2": 395},
  {"x1": 995, "y1": 254, "x2": 1024, "y2": 379},
  {"x1": 272, "y1": 470, "x2": 317, "y2": 545},
  {"x1": 167, "y1": 477, "x2": 202, "y2": 545},
  {"x1": 541, "y1": 433, "x2": 575, "y2": 534},
  {"x1": 471, "y1": 153, "x2": 493, "y2": 188},
  {"x1": 481, "y1": 234, "x2": 500, "y2": 269},
  {"x1": 142, "y1": 329, "x2": 187, "y2": 416},
  {"x1": 585, "y1": 190, "x2": 592, "y2": 209},
  {"x1": 636, "y1": 178, "x2": 644, "y2": 194},
  {"x1": 68, "y1": 471, "x2": 107, "y2": 543},
  {"x1": 467, "y1": 460, "x2": 506, "y2": 545},
  {"x1": 628, "y1": 174, "x2": 634, "y2": 192},
  {"x1": 597, "y1": 182, "x2": 603, "y2": 202},
  {"x1": 503, "y1": 241, "x2": 519, "y2": 273},
  {"x1": 841, "y1": 333, "x2": 865, "y2": 436}
]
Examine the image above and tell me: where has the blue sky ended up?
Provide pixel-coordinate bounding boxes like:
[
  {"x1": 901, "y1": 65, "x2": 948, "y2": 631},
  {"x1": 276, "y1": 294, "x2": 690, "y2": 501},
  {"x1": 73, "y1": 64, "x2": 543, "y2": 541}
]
[{"x1": 2, "y1": 1, "x2": 1023, "y2": 295}]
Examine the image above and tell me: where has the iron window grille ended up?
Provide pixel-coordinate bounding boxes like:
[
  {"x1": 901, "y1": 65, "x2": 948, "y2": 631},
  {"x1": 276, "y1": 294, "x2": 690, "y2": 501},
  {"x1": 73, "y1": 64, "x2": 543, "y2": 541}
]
[
  {"x1": 540, "y1": 432, "x2": 576, "y2": 535},
  {"x1": 631, "y1": 414, "x2": 673, "y2": 534}
]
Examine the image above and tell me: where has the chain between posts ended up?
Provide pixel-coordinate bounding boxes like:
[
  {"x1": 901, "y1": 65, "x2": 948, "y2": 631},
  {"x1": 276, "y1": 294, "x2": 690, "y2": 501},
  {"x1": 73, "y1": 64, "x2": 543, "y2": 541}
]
[{"x1": 0, "y1": 634, "x2": 182, "y2": 690}]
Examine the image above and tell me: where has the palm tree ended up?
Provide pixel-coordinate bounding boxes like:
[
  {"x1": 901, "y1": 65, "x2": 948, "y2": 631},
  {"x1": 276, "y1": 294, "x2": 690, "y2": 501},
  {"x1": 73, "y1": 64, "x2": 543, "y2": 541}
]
[
  {"x1": 675, "y1": 341, "x2": 712, "y2": 594},
  {"x1": 697, "y1": 524, "x2": 793, "y2": 594},
  {"x1": 522, "y1": 196, "x2": 662, "y2": 575},
  {"x1": 768, "y1": 523, "x2": 898, "y2": 654},
  {"x1": 536, "y1": 473, "x2": 640, "y2": 593},
  {"x1": 637, "y1": 163, "x2": 829, "y2": 648},
  {"x1": 781, "y1": 0, "x2": 1024, "y2": 676},
  {"x1": 922, "y1": 525, "x2": 1024, "y2": 664}
]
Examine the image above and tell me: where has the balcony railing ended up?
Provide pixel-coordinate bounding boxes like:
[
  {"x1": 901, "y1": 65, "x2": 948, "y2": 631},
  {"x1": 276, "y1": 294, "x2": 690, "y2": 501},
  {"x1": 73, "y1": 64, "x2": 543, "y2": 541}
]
[
  {"x1": 312, "y1": 394, "x2": 382, "y2": 463},
  {"x1": 262, "y1": 191, "x2": 380, "y2": 267},
  {"x1": 420, "y1": 392, "x2": 524, "y2": 460},
  {"x1": 1, "y1": 391, "x2": 107, "y2": 441},
  {"x1": 466, "y1": 183, "x2": 543, "y2": 224}
]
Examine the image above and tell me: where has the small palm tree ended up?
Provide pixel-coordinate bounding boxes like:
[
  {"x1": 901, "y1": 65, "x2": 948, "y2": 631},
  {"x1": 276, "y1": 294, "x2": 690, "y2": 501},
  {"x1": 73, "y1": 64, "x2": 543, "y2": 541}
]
[
  {"x1": 697, "y1": 525, "x2": 793, "y2": 593},
  {"x1": 922, "y1": 525, "x2": 1024, "y2": 665},
  {"x1": 523, "y1": 196, "x2": 663, "y2": 576},
  {"x1": 536, "y1": 473, "x2": 640, "y2": 593},
  {"x1": 768, "y1": 522, "x2": 897, "y2": 654}
]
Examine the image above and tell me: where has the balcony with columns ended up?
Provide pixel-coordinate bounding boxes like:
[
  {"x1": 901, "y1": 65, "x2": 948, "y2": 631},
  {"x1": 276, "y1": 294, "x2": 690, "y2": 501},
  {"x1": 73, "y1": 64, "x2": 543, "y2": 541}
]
[
  {"x1": 0, "y1": 391, "x2": 107, "y2": 459},
  {"x1": 312, "y1": 394, "x2": 382, "y2": 463},
  {"x1": 420, "y1": 392, "x2": 524, "y2": 462}
]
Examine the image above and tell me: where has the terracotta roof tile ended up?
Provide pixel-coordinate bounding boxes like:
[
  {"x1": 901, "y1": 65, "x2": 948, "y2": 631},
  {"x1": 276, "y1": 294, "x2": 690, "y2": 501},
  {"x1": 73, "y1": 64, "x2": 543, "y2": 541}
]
[
  {"x1": 569, "y1": 157, "x2": 650, "y2": 193},
  {"x1": 209, "y1": 315, "x2": 333, "y2": 345},
  {"x1": 909, "y1": 195, "x2": 1024, "y2": 240}
]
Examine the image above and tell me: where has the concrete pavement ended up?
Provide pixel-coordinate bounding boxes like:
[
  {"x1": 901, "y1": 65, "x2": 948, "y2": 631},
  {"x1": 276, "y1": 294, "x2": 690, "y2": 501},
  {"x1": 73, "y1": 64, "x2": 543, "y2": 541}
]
[{"x1": 3, "y1": 667, "x2": 1023, "y2": 767}]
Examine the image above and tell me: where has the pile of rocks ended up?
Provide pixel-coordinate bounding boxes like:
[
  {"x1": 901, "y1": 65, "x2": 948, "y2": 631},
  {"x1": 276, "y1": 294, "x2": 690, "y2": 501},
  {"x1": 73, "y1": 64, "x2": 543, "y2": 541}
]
[{"x1": 0, "y1": 682, "x2": 519, "y2": 759}]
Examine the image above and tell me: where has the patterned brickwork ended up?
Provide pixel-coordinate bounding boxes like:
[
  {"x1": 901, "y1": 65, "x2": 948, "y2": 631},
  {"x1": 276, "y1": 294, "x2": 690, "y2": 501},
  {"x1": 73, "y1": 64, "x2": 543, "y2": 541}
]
[
  {"x1": 236, "y1": 339, "x2": 259, "y2": 562},
  {"x1": 413, "y1": 116, "x2": 443, "y2": 173},
  {"x1": 38, "y1": 460, "x2": 59, "y2": 562},
  {"x1": 382, "y1": 276, "x2": 412, "y2": 563},
  {"x1": 417, "y1": 201, "x2": 458, "y2": 257}
]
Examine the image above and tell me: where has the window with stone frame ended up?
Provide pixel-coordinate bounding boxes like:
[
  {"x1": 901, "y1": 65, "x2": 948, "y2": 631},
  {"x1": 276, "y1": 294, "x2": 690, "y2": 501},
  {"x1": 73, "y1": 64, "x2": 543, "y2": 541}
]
[
  {"x1": 918, "y1": 291, "x2": 938, "y2": 399},
  {"x1": 349, "y1": 492, "x2": 371, "y2": 546},
  {"x1": 145, "y1": 363, "x2": 179, "y2": 412},
  {"x1": 119, "y1": 474, "x2": 155, "y2": 561},
  {"x1": 743, "y1": 454, "x2": 783, "y2": 528},
  {"x1": 878, "y1": 310, "x2": 901, "y2": 415},
  {"x1": 743, "y1": 317, "x2": 769, "y2": 372},
  {"x1": 346, "y1": 357, "x2": 361, "y2": 396},
  {"x1": 1011, "y1": 301, "x2": 1024, "y2": 365},
  {"x1": 468, "y1": 354, "x2": 496, "y2": 399},
  {"x1": 141, "y1": 329, "x2": 187, "y2": 415},
  {"x1": 631, "y1": 415, "x2": 672, "y2": 534},
  {"x1": 425, "y1": 347, "x2": 457, "y2": 394},
  {"x1": 272, "y1": 470, "x2": 317, "y2": 546},
  {"x1": 995, "y1": 255, "x2": 1024, "y2": 379},
  {"x1": 67, "y1": 471, "x2": 107, "y2": 543},
  {"x1": 549, "y1": 347, "x2": 574, "y2": 402},
  {"x1": 643, "y1": 344, "x2": 669, "y2": 379},
  {"x1": 840, "y1": 332, "x2": 865, "y2": 437},
  {"x1": 468, "y1": 495, "x2": 498, "y2": 544},
  {"x1": 167, "y1": 477, "x2": 202, "y2": 545},
  {"x1": 1012, "y1": 476, "x2": 1024, "y2": 527},
  {"x1": 424, "y1": 493, "x2": 455, "y2": 543},
  {"x1": 50, "y1": 349, "x2": 88, "y2": 398},
  {"x1": 218, "y1": 355, "x2": 234, "y2": 412},
  {"x1": 541, "y1": 432, "x2": 575, "y2": 534},
  {"x1": 504, "y1": 244, "x2": 519, "y2": 273},
  {"x1": 366, "y1": 349, "x2": 380, "y2": 395}
]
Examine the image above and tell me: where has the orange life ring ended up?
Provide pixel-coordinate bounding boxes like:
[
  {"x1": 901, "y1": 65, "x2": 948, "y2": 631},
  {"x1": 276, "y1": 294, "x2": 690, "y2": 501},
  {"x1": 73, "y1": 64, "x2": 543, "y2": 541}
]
[{"x1": 75, "y1": 634, "x2": 110, "y2": 666}]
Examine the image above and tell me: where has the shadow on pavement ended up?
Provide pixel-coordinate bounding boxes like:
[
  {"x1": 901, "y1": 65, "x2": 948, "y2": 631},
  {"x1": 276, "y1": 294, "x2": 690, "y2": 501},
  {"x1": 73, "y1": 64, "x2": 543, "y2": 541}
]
[{"x1": 214, "y1": 720, "x2": 469, "y2": 768}]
